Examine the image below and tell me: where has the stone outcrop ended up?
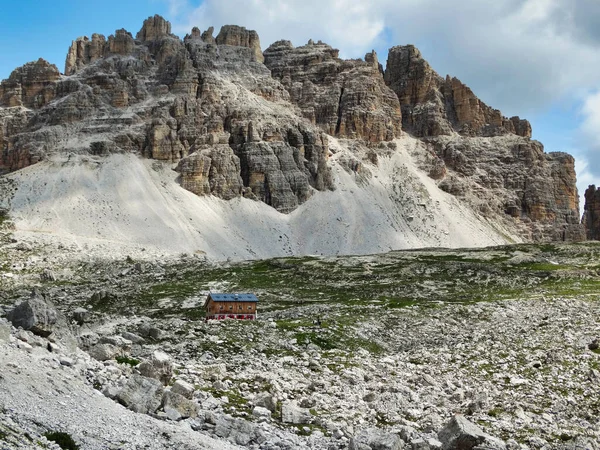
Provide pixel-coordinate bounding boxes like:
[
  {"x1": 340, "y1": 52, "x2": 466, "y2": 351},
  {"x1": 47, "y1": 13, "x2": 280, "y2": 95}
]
[
  {"x1": 7, "y1": 288, "x2": 76, "y2": 350},
  {"x1": 0, "y1": 59, "x2": 60, "y2": 108},
  {"x1": 582, "y1": 185, "x2": 600, "y2": 240},
  {"x1": 137, "y1": 350, "x2": 173, "y2": 386},
  {"x1": 175, "y1": 144, "x2": 244, "y2": 200},
  {"x1": 8, "y1": 288, "x2": 59, "y2": 337},
  {"x1": 384, "y1": 45, "x2": 531, "y2": 138},
  {"x1": 424, "y1": 136, "x2": 584, "y2": 241},
  {"x1": 64, "y1": 34, "x2": 108, "y2": 75},
  {"x1": 116, "y1": 374, "x2": 164, "y2": 414},
  {"x1": 264, "y1": 41, "x2": 401, "y2": 142},
  {"x1": 215, "y1": 25, "x2": 264, "y2": 63},
  {"x1": 136, "y1": 14, "x2": 172, "y2": 42},
  {"x1": 438, "y1": 415, "x2": 506, "y2": 449}
]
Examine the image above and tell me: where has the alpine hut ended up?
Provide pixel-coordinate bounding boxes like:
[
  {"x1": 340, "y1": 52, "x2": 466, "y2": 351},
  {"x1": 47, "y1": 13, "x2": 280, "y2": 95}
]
[{"x1": 204, "y1": 293, "x2": 258, "y2": 320}]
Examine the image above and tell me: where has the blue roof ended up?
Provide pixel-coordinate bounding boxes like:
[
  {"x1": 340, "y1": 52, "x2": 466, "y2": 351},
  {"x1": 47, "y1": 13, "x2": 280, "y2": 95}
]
[{"x1": 208, "y1": 293, "x2": 259, "y2": 302}]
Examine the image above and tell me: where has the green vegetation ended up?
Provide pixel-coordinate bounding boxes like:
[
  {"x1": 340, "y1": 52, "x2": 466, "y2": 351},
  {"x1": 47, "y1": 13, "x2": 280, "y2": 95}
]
[
  {"x1": 43, "y1": 431, "x2": 79, "y2": 450},
  {"x1": 54, "y1": 242, "x2": 598, "y2": 321},
  {"x1": 115, "y1": 355, "x2": 140, "y2": 367}
]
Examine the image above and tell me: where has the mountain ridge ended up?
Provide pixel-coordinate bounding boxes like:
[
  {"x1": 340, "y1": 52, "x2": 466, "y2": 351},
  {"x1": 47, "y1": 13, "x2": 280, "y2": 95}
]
[{"x1": 0, "y1": 14, "x2": 591, "y2": 257}]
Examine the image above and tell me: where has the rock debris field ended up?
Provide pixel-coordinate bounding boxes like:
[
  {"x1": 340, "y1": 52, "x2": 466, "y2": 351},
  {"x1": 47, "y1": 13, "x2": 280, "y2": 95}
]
[{"x1": 1, "y1": 229, "x2": 600, "y2": 449}]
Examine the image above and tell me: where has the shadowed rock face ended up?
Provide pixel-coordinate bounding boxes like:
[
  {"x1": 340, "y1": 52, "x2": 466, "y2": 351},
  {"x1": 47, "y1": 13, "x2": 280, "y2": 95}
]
[
  {"x1": 583, "y1": 185, "x2": 600, "y2": 240},
  {"x1": 264, "y1": 40, "x2": 402, "y2": 143},
  {"x1": 0, "y1": 15, "x2": 587, "y2": 240}
]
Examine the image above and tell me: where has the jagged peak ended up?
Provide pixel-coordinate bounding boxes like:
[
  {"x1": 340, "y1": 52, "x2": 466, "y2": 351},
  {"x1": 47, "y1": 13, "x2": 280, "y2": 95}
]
[
  {"x1": 385, "y1": 44, "x2": 531, "y2": 138},
  {"x1": 215, "y1": 25, "x2": 263, "y2": 63},
  {"x1": 136, "y1": 14, "x2": 172, "y2": 42}
]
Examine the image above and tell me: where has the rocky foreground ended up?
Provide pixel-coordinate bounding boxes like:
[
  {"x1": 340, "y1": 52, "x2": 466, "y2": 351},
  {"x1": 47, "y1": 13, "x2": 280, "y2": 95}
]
[{"x1": 1, "y1": 227, "x2": 600, "y2": 449}]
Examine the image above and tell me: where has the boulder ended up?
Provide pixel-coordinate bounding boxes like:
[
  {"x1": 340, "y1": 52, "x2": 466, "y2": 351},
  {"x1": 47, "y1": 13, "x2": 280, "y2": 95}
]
[
  {"x1": 72, "y1": 307, "x2": 89, "y2": 324},
  {"x1": 116, "y1": 374, "x2": 164, "y2": 414},
  {"x1": 40, "y1": 269, "x2": 57, "y2": 282},
  {"x1": 88, "y1": 343, "x2": 120, "y2": 361},
  {"x1": 254, "y1": 392, "x2": 278, "y2": 412},
  {"x1": 7, "y1": 289, "x2": 76, "y2": 351},
  {"x1": 349, "y1": 428, "x2": 404, "y2": 450},
  {"x1": 171, "y1": 379, "x2": 195, "y2": 399},
  {"x1": 211, "y1": 414, "x2": 258, "y2": 446},
  {"x1": 438, "y1": 415, "x2": 506, "y2": 450},
  {"x1": 137, "y1": 350, "x2": 172, "y2": 385},
  {"x1": 121, "y1": 331, "x2": 145, "y2": 344},
  {"x1": 8, "y1": 289, "x2": 58, "y2": 337},
  {"x1": 162, "y1": 390, "x2": 198, "y2": 420},
  {"x1": 281, "y1": 401, "x2": 312, "y2": 424},
  {"x1": 252, "y1": 406, "x2": 271, "y2": 421}
]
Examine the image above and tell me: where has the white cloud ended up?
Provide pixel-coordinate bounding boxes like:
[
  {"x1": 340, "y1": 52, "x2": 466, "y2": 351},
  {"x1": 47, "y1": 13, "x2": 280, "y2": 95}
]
[
  {"x1": 163, "y1": 0, "x2": 600, "y2": 111},
  {"x1": 167, "y1": 0, "x2": 385, "y2": 56},
  {"x1": 577, "y1": 91, "x2": 600, "y2": 187}
]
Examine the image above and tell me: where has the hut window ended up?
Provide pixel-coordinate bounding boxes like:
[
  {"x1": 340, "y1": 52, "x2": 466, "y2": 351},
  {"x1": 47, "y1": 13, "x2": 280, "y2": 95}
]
[
  {"x1": 248, "y1": 305, "x2": 252, "y2": 310},
  {"x1": 238, "y1": 305, "x2": 243, "y2": 310},
  {"x1": 219, "y1": 305, "x2": 223, "y2": 310},
  {"x1": 229, "y1": 305, "x2": 233, "y2": 310}
]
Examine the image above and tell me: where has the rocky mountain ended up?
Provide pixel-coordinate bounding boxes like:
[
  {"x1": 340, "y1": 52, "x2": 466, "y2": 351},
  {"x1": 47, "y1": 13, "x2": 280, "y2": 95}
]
[
  {"x1": 582, "y1": 185, "x2": 600, "y2": 240},
  {"x1": 0, "y1": 14, "x2": 588, "y2": 256}
]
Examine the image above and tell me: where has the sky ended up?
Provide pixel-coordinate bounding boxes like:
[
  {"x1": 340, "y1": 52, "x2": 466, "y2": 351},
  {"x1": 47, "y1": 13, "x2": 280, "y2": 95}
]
[{"x1": 1, "y1": 0, "x2": 598, "y2": 211}]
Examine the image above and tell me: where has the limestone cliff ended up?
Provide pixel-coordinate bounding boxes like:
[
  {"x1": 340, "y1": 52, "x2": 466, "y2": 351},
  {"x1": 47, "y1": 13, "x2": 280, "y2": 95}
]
[
  {"x1": 384, "y1": 45, "x2": 531, "y2": 138},
  {"x1": 582, "y1": 185, "x2": 600, "y2": 240},
  {"x1": 1, "y1": 16, "x2": 333, "y2": 213},
  {"x1": 264, "y1": 41, "x2": 401, "y2": 142},
  {"x1": 382, "y1": 45, "x2": 581, "y2": 241},
  {"x1": 0, "y1": 15, "x2": 587, "y2": 242}
]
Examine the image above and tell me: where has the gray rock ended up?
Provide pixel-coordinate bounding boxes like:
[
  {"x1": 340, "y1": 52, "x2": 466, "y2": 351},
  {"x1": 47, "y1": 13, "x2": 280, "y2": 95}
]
[
  {"x1": 17, "y1": 340, "x2": 33, "y2": 352},
  {"x1": 162, "y1": 390, "x2": 198, "y2": 420},
  {"x1": 77, "y1": 332, "x2": 99, "y2": 348},
  {"x1": 8, "y1": 289, "x2": 58, "y2": 337},
  {"x1": 116, "y1": 374, "x2": 164, "y2": 414},
  {"x1": 0, "y1": 319, "x2": 11, "y2": 343},
  {"x1": 281, "y1": 401, "x2": 312, "y2": 424},
  {"x1": 88, "y1": 343, "x2": 120, "y2": 361},
  {"x1": 138, "y1": 324, "x2": 165, "y2": 340},
  {"x1": 438, "y1": 415, "x2": 506, "y2": 450},
  {"x1": 72, "y1": 307, "x2": 89, "y2": 324},
  {"x1": 40, "y1": 269, "x2": 56, "y2": 282},
  {"x1": 102, "y1": 384, "x2": 121, "y2": 400},
  {"x1": 99, "y1": 335, "x2": 132, "y2": 350},
  {"x1": 137, "y1": 350, "x2": 172, "y2": 385},
  {"x1": 349, "y1": 428, "x2": 404, "y2": 450},
  {"x1": 252, "y1": 406, "x2": 271, "y2": 421},
  {"x1": 171, "y1": 379, "x2": 194, "y2": 399},
  {"x1": 7, "y1": 289, "x2": 76, "y2": 351},
  {"x1": 59, "y1": 356, "x2": 74, "y2": 367},
  {"x1": 121, "y1": 331, "x2": 145, "y2": 344},
  {"x1": 212, "y1": 414, "x2": 258, "y2": 446},
  {"x1": 254, "y1": 392, "x2": 278, "y2": 412}
]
